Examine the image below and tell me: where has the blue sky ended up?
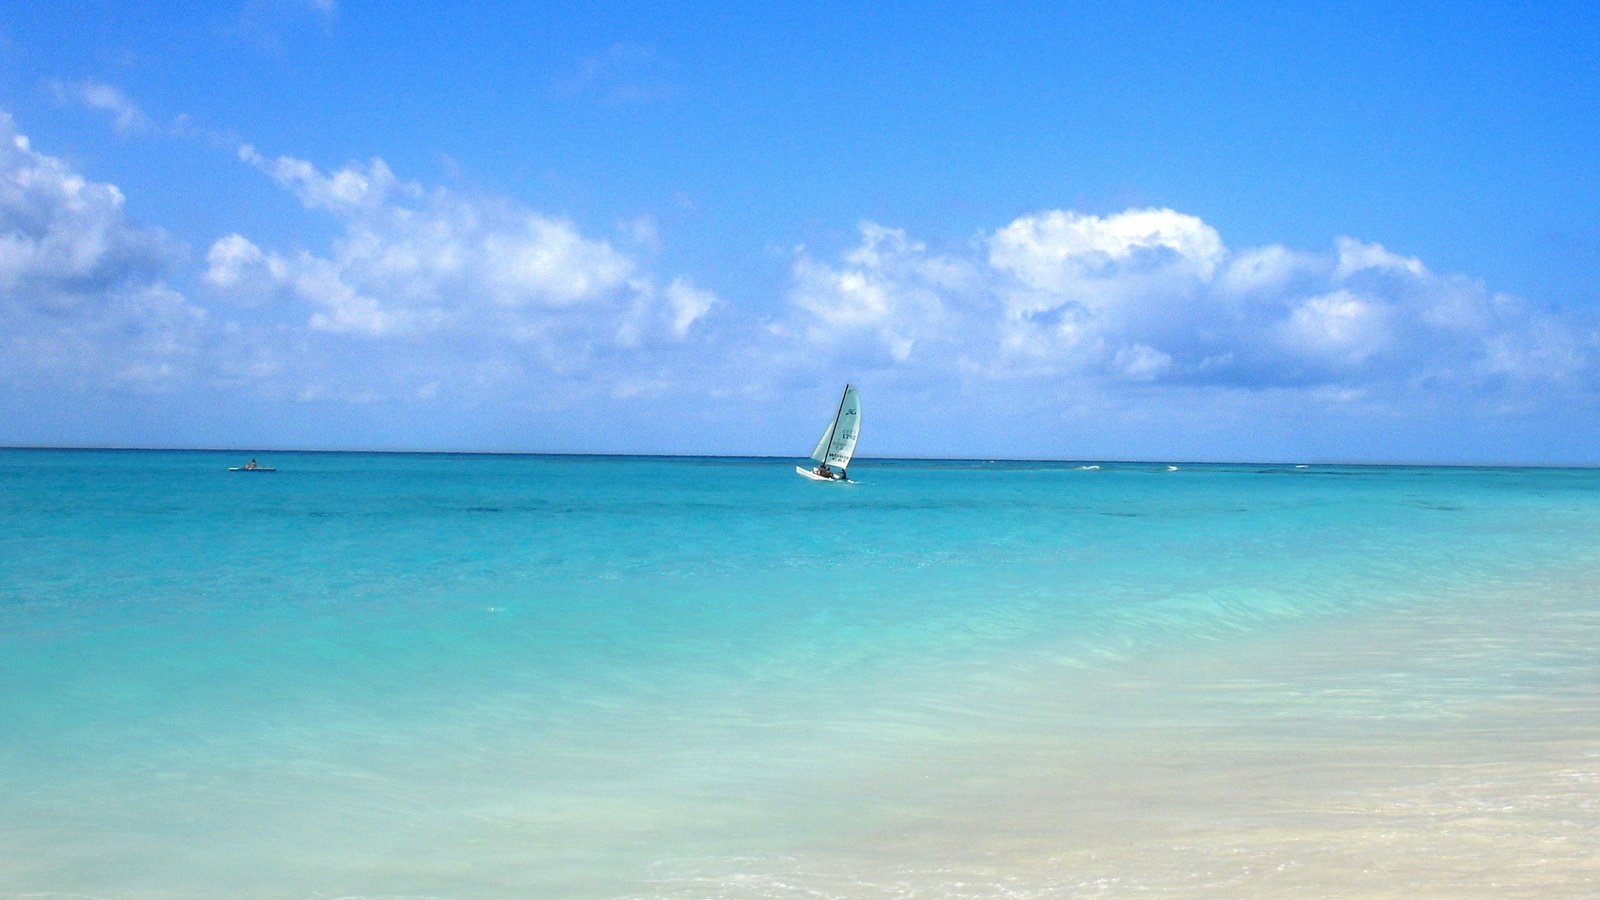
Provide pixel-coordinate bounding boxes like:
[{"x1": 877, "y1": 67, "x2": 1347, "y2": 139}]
[{"x1": 3, "y1": 1, "x2": 1598, "y2": 462}]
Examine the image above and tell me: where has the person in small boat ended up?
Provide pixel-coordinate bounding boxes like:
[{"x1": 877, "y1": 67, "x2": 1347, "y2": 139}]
[
  {"x1": 244, "y1": 459, "x2": 258, "y2": 470},
  {"x1": 816, "y1": 463, "x2": 834, "y2": 479}
]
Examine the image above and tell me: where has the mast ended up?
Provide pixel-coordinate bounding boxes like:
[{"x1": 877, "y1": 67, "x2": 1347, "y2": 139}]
[{"x1": 821, "y1": 383, "x2": 850, "y2": 473}]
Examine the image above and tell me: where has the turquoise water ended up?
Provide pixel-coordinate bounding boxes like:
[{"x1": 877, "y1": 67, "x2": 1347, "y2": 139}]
[{"x1": 2, "y1": 450, "x2": 1598, "y2": 896}]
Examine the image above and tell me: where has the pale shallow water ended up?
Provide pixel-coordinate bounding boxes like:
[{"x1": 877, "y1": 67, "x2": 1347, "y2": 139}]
[{"x1": 1, "y1": 451, "x2": 1596, "y2": 897}]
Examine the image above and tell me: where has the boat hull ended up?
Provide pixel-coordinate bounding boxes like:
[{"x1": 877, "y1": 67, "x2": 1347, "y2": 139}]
[{"x1": 795, "y1": 466, "x2": 849, "y2": 483}]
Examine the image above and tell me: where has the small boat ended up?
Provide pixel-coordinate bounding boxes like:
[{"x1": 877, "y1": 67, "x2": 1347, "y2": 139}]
[
  {"x1": 797, "y1": 384, "x2": 860, "y2": 482},
  {"x1": 228, "y1": 462, "x2": 276, "y2": 472}
]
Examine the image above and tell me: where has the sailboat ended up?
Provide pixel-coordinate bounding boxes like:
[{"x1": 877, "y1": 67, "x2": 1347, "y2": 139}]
[{"x1": 796, "y1": 384, "x2": 860, "y2": 482}]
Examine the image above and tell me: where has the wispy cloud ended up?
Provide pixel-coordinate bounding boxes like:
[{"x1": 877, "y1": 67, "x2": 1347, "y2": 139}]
[
  {"x1": 233, "y1": 0, "x2": 337, "y2": 52},
  {"x1": 49, "y1": 79, "x2": 156, "y2": 136},
  {"x1": 556, "y1": 43, "x2": 677, "y2": 104},
  {"x1": 48, "y1": 79, "x2": 239, "y2": 148}
]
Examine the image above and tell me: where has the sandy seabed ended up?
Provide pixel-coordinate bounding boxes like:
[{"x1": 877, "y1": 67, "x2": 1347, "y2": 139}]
[{"x1": 638, "y1": 573, "x2": 1600, "y2": 898}]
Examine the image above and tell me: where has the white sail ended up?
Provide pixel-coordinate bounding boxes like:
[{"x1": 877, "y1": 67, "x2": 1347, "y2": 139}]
[{"x1": 809, "y1": 384, "x2": 861, "y2": 469}]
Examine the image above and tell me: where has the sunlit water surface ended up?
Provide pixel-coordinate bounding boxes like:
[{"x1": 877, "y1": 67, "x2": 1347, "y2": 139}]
[{"x1": 2, "y1": 451, "x2": 1597, "y2": 897}]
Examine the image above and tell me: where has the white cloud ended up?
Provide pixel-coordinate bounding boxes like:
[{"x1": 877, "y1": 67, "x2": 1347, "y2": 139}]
[
  {"x1": 212, "y1": 148, "x2": 710, "y2": 344},
  {"x1": 480, "y1": 217, "x2": 634, "y2": 307},
  {"x1": 0, "y1": 111, "x2": 181, "y2": 313},
  {"x1": 50, "y1": 80, "x2": 155, "y2": 136},
  {"x1": 664, "y1": 277, "x2": 716, "y2": 337},
  {"x1": 988, "y1": 208, "x2": 1225, "y2": 307},
  {"x1": 203, "y1": 232, "x2": 282, "y2": 300},
  {"x1": 0, "y1": 115, "x2": 202, "y2": 388},
  {"x1": 1477, "y1": 307, "x2": 1590, "y2": 383},
  {"x1": 1334, "y1": 236, "x2": 1426, "y2": 279},
  {"x1": 4, "y1": 97, "x2": 1593, "y2": 458},
  {"x1": 784, "y1": 222, "x2": 974, "y2": 363},
  {"x1": 1218, "y1": 244, "x2": 1323, "y2": 296},
  {"x1": 105, "y1": 284, "x2": 208, "y2": 380},
  {"x1": 5, "y1": 110, "x2": 717, "y2": 412},
  {"x1": 613, "y1": 276, "x2": 715, "y2": 348},
  {"x1": 982, "y1": 209, "x2": 1230, "y2": 376},
  {"x1": 1276, "y1": 290, "x2": 1390, "y2": 367},
  {"x1": 239, "y1": 145, "x2": 396, "y2": 212},
  {"x1": 1113, "y1": 343, "x2": 1175, "y2": 381},
  {"x1": 782, "y1": 206, "x2": 1597, "y2": 397}
]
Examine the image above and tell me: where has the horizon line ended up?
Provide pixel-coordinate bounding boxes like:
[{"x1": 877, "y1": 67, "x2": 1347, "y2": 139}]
[{"x1": 2, "y1": 445, "x2": 1596, "y2": 470}]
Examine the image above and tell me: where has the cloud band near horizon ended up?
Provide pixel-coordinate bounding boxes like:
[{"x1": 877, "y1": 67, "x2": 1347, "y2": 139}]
[{"x1": 3, "y1": 106, "x2": 1597, "y2": 457}]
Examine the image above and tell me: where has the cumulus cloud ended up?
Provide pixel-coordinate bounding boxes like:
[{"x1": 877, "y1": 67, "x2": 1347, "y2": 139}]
[
  {"x1": 5, "y1": 103, "x2": 718, "y2": 419},
  {"x1": 238, "y1": 145, "x2": 395, "y2": 212},
  {"x1": 780, "y1": 206, "x2": 1598, "y2": 399},
  {"x1": 614, "y1": 276, "x2": 718, "y2": 348},
  {"x1": 1217, "y1": 244, "x2": 1322, "y2": 296},
  {"x1": 211, "y1": 146, "x2": 712, "y2": 344},
  {"x1": 5, "y1": 94, "x2": 1593, "y2": 457},
  {"x1": 664, "y1": 277, "x2": 716, "y2": 337},
  {"x1": 981, "y1": 209, "x2": 1234, "y2": 376},
  {"x1": 203, "y1": 232, "x2": 280, "y2": 299},
  {"x1": 1276, "y1": 290, "x2": 1389, "y2": 368},
  {"x1": 1, "y1": 113, "x2": 202, "y2": 385},
  {"x1": 0, "y1": 112, "x2": 181, "y2": 311},
  {"x1": 783, "y1": 222, "x2": 976, "y2": 363},
  {"x1": 989, "y1": 208, "x2": 1226, "y2": 298}
]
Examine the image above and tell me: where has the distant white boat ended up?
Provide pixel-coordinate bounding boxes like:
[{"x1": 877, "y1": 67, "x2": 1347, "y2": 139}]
[
  {"x1": 797, "y1": 384, "x2": 860, "y2": 482},
  {"x1": 229, "y1": 458, "x2": 274, "y2": 472}
]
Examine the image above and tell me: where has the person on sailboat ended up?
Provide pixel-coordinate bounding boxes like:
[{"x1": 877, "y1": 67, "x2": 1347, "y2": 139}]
[{"x1": 797, "y1": 384, "x2": 859, "y2": 482}]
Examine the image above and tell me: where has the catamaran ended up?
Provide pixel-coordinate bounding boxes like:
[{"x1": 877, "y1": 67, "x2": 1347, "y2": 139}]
[
  {"x1": 797, "y1": 384, "x2": 860, "y2": 482},
  {"x1": 228, "y1": 459, "x2": 276, "y2": 472}
]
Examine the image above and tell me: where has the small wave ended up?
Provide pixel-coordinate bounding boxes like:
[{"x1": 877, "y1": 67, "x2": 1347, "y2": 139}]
[{"x1": 1077, "y1": 465, "x2": 1101, "y2": 471}]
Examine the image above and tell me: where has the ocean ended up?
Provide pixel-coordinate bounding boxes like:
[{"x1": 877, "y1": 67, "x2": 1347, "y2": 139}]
[{"x1": 2, "y1": 449, "x2": 1597, "y2": 897}]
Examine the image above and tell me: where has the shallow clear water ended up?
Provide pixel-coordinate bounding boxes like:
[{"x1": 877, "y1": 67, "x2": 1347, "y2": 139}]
[{"x1": 2, "y1": 450, "x2": 1597, "y2": 896}]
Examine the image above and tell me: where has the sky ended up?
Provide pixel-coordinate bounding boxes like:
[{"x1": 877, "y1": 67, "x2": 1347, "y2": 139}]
[{"x1": 2, "y1": 1, "x2": 1599, "y2": 463}]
